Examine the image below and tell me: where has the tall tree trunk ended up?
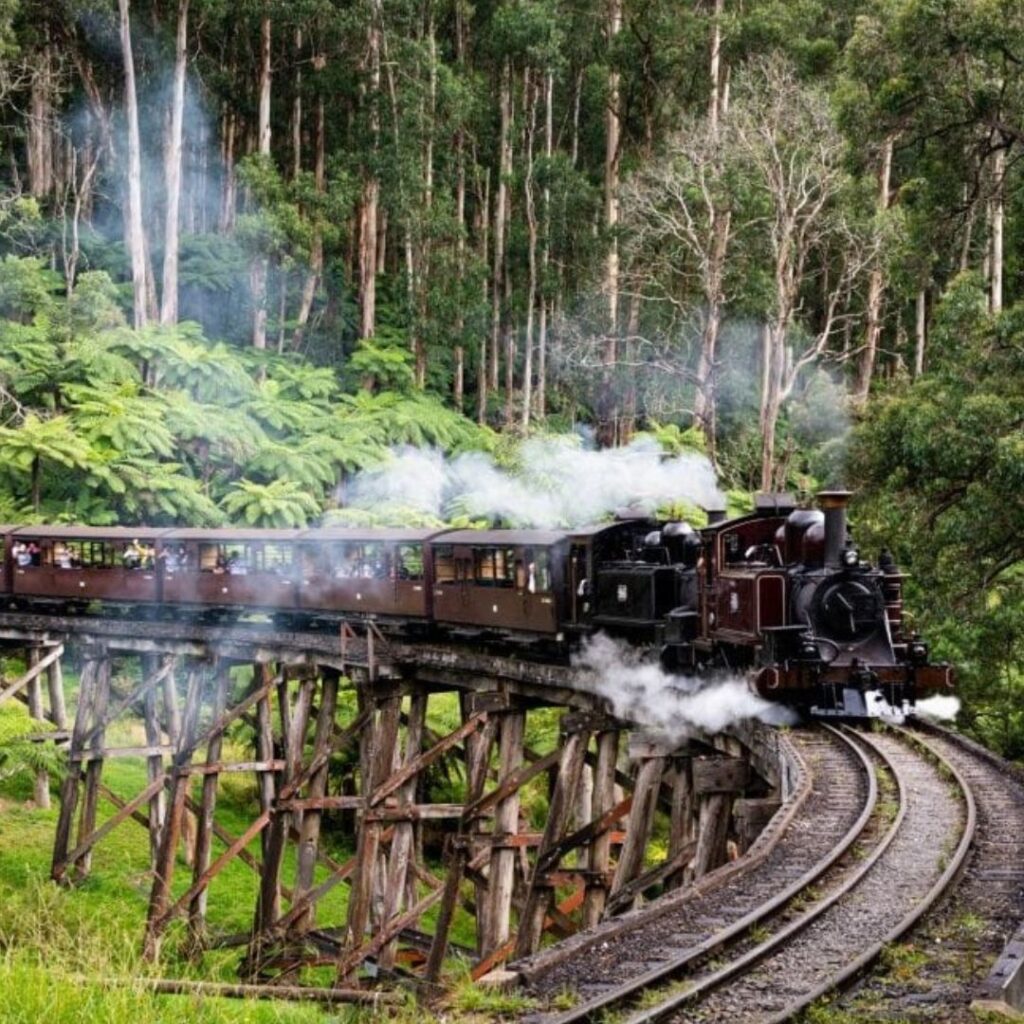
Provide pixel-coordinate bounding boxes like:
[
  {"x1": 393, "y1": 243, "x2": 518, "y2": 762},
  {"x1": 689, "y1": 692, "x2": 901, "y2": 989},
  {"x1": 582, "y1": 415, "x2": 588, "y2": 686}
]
[
  {"x1": 759, "y1": 325, "x2": 785, "y2": 492},
  {"x1": 598, "y1": 0, "x2": 622, "y2": 448},
  {"x1": 220, "y1": 102, "x2": 237, "y2": 231},
  {"x1": 476, "y1": 165, "x2": 490, "y2": 423},
  {"x1": 293, "y1": 62, "x2": 326, "y2": 350},
  {"x1": 413, "y1": 16, "x2": 437, "y2": 389},
  {"x1": 490, "y1": 62, "x2": 512, "y2": 399},
  {"x1": 119, "y1": 0, "x2": 149, "y2": 329},
  {"x1": 914, "y1": 287, "x2": 926, "y2": 378},
  {"x1": 292, "y1": 28, "x2": 303, "y2": 180},
  {"x1": 693, "y1": 0, "x2": 730, "y2": 459},
  {"x1": 160, "y1": 0, "x2": 189, "y2": 325},
  {"x1": 27, "y1": 42, "x2": 55, "y2": 199},
  {"x1": 358, "y1": 1, "x2": 381, "y2": 342},
  {"x1": 251, "y1": 14, "x2": 272, "y2": 349},
  {"x1": 991, "y1": 143, "x2": 1006, "y2": 313},
  {"x1": 855, "y1": 133, "x2": 895, "y2": 403},
  {"x1": 535, "y1": 68, "x2": 553, "y2": 422},
  {"x1": 521, "y1": 68, "x2": 538, "y2": 432}
]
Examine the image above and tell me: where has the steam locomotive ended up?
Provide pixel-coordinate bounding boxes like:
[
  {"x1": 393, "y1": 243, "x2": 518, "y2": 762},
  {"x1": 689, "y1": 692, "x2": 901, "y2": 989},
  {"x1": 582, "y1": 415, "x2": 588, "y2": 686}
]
[{"x1": 0, "y1": 489, "x2": 952, "y2": 716}]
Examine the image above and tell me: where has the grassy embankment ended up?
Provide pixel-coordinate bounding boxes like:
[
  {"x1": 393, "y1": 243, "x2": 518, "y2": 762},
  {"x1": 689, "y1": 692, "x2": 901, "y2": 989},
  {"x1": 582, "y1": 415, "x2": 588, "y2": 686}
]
[{"x1": 0, "y1": 663, "x2": 581, "y2": 1023}]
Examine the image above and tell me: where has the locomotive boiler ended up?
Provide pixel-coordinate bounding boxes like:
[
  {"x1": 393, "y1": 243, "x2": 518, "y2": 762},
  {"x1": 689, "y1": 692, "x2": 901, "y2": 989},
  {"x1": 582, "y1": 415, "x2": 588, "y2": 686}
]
[{"x1": 589, "y1": 490, "x2": 953, "y2": 716}]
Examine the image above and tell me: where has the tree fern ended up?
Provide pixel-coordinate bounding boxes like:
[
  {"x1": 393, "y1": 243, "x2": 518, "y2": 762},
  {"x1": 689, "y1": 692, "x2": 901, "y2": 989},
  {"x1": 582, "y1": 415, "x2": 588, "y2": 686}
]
[{"x1": 0, "y1": 705, "x2": 63, "y2": 785}]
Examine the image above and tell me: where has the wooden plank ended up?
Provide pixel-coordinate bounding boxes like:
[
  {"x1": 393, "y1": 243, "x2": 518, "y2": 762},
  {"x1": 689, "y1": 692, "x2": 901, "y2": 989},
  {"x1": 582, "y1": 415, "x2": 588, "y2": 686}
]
[
  {"x1": 535, "y1": 795, "x2": 632, "y2": 874},
  {"x1": 72, "y1": 744, "x2": 173, "y2": 761},
  {"x1": 143, "y1": 664, "x2": 203, "y2": 959},
  {"x1": 379, "y1": 691, "x2": 426, "y2": 970},
  {"x1": 0, "y1": 644, "x2": 63, "y2": 707},
  {"x1": 692, "y1": 755, "x2": 749, "y2": 795},
  {"x1": 514, "y1": 729, "x2": 590, "y2": 958},
  {"x1": 142, "y1": 655, "x2": 169, "y2": 864},
  {"x1": 604, "y1": 840, "x2": 698, "y2": 915},
  {"x1": 584, "y1": 729, "x2": 619, "y2": 928},
  {"x1": 188, "y1": 664, "x2": 230, "y2": 949},
  {"x1": 608, "y1": 756, "x2": 665, "y2": 912},
  {"x1": 63, "y1": 774, "x2": 166, "y2": 868},
  {"x1": 51, "y1": 659, "x2": 98, "y2": 884},
  {"x1": 367, "y1": 710, "x2": 487, "y2": 808},
  {"x1": 482, "y1": 706, "x2": 524, "y2": 958},
  {"x1": 339, "y1": 692, "x2": 401, "y2": 980},
  {"x1": 463, "y1": 745, "x2": 561, "y2": 821},
  {"x1": 74, "y1": 656, "x2": 111, "y2": 882},
  {"x1": 471, "y1": 887, "x2": 586, "y2": 981},
  {"x1": 290, "y1": 670, "x2": 339, "y2": 935},
  {"x1": 253, "y1": 667, "x2": 283, "y2": 936},
  {"x1": 25, "y1": 648, "x2": 50, "y2": 808},
  {"x1": 80, "y1": 656, "x2": 176, "y2": 750}
]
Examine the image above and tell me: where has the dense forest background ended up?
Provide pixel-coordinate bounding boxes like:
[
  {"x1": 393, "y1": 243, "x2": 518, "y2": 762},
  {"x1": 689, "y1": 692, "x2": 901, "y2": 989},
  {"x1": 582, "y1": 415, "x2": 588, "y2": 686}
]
[{"x1": 0, "y1": 0, "x2": 1019, "y2": 751}]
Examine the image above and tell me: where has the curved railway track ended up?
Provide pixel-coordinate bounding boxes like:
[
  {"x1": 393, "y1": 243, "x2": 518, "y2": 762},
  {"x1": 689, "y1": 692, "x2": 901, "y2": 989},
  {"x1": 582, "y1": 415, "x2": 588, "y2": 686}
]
[
  {"x1": 826, "y1": 722, "x2": 1024, "y2": 1022},
  {"x1": 517, "y1": 723, "x2": 974, "y2": 1024}
]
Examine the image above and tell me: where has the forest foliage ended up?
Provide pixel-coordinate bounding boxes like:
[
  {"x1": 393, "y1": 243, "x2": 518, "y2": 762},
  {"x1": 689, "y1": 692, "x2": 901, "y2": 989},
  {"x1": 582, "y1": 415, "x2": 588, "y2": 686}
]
[{"x1": 0, "y1": 0, "x2": 1018, "y2": 748}]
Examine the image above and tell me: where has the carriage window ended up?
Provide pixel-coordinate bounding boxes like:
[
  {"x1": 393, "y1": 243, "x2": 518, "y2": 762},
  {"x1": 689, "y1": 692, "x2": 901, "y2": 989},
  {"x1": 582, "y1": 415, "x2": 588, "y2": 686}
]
[
  {"x1": 529, "y1": 549, "x2": 552, "y2": 593},
  {"x1": 474, "y1": 548, "x2": 516, "y2": 587},
  {"x1": 432, "y1": 545, "x2": 457, "y2": 583},
  {"x1": 331, "y1": 543, "x2": 388, "y2": 579},
  {"x1": 394, "y1": 544, "x2": 423, "y2": 580},
  {"x1": 253, "y1": 544, "x2": 293, "y2": 573},
  {"x1": 199, "y1": 542, "x2": 251, "y2": 574}
]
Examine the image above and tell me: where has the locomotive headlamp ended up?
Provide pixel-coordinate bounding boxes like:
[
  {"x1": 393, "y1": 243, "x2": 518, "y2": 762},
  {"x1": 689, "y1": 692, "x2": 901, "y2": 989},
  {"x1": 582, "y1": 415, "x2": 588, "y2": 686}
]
[
  {"x1": 842, "y1": 547, "x2": 859, "y2": 568},
  {"x1": 909, "y1": 641, "x2": 929, "y2": 663}
]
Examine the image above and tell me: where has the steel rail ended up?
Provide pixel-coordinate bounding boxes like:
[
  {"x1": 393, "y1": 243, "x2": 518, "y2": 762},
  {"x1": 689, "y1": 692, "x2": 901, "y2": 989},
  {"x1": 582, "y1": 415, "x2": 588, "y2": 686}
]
[
  {"x1": 615, "y1": 723, "x2": 973, "y2": 1024},
  {"x1": 759, "y1": 723, "x2": 977, "y2": 1023},
  {"x1": 536, "y1": 725, "x2": 878, "y2": 1024}
]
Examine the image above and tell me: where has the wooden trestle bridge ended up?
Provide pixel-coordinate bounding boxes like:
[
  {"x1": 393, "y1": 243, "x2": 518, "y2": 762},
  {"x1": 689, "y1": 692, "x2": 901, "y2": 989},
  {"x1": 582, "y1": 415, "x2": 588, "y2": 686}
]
[{"x1": 0, "y1": 612, "x2": 793, "y2": 997}]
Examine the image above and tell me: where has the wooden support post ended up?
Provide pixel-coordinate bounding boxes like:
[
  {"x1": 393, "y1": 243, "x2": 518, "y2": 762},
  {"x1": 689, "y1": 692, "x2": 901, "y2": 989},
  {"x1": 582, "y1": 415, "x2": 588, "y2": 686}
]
[
  {"x1": 667, "y1": 756, "x2": 694, "y2": 888},
  {"x1": 692, "y1": 755, "x2": 747, "y2": 878},
  {"x1": 461, "y1": 692, "x2": 490, "y2": 953},
  {"x1": 253, "y1": 663, "x2": 282, "y2": 934},
  {"x1": 378, "y1": 690, "x2": 427, "y2": 970},
  {"x1": 144, "y1": 664, "x2": 203, "y2": 960},
  {"x1": 52, "y1": 659, "x2": 98, "y2": 884},
  {"x1": 26, "y1": 647, "x2": 50, "y2": 808},
  {"x1": 46, "y1": 651, "x2": 68, "y2": 735},
  {"x1": 291, "y1": 669, "x2": 340, "y2": 934},
  {"x1": 339, "y1": 690, "x2": 401, "y2": 980},
  {"x1": 608, "y1": 755, "x2": 665, "y2": 913},
  {"x1": 514, "y1": 728, "x2": 590, "y2": 959},
  {"x1": 283, "y1": 672, "x2": 314, "y2": 835},
  {"x1": 187, "y1": 662, "x2": 231, "y2": 951},
  {"x1": 482, "y1": 704, "x2": 525, "y2": 958},
  {"x1": 143, "y1": 655, "x2": 172, "y2": 864},
  {"x1": 424, "y1": 703, "x2": 496, "y2": 986},
  {"x1": 583, "y1": 729, "x2": 619, "y2": 928},
  {"x1": 73, "y1": 654, "x2": 111, "y2": 882}
]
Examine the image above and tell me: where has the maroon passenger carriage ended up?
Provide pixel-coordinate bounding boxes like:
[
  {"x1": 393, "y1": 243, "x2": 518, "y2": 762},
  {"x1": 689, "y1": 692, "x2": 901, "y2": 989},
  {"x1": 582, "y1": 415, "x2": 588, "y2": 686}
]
[{"x1": 0, "y1": 495, "x2": 955, "y2": 716}]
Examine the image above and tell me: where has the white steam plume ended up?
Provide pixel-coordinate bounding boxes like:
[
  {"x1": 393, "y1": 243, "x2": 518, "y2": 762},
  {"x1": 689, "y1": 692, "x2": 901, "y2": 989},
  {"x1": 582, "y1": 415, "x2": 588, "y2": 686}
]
[
  {"x1": 574, "y1": 634, "x2": 796, "y2": 744},
  {"x1": 913, "y1": 695, "x2": 961, "y2": 722},
  {"x1": 346, "y1": 436, "x2": 724, "y2": 528}
]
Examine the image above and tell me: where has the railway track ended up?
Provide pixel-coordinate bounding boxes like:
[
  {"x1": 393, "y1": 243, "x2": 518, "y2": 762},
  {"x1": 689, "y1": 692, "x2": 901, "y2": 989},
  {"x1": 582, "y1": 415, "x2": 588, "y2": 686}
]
[
  {"x1": 826, "y1": 722, "x2": 1024, "y2": 1022},
  {"x1": 516, "y1": 723, "x2": 973, "y2": 1024}
]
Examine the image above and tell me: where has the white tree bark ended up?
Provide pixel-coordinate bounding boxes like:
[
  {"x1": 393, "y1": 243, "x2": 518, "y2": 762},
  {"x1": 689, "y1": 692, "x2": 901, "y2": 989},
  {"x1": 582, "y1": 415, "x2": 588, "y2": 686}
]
[
  {"x1": 251, "y1": 13, "x2": 272, "y2": 349},
  {"x1": 119, "y1": 0, "x2": 148, "y2": 329},
  {"x1": 854, "y1": 133, "x2": 895, "y2": 403},
  {"x1": 991, "y1": 144, "x2": 1005, "y2": 313},
  {"x1": 160, "y1": 0, "x2": 189, "y2": 325}
]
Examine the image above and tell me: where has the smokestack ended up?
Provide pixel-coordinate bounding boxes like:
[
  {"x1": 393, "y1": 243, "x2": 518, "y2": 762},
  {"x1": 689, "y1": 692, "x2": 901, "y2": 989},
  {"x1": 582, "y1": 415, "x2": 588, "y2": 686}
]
[
  {"x1": 706, "y1": 504, "x2": 727, "y2": 526},
  {"x1": 818, "y1": 490, "x2": 852, "y2": 568}
]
